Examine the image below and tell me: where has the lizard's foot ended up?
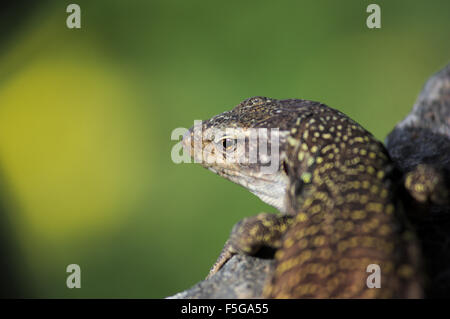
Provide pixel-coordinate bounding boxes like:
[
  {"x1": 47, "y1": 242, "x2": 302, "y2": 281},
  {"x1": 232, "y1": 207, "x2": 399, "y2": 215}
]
[
  {"x1": 207, "y1": 213, "x2": 294, "y2": 278},
  {"x1": 404, "y1": 164, "x2": 448, "y2": 205}
]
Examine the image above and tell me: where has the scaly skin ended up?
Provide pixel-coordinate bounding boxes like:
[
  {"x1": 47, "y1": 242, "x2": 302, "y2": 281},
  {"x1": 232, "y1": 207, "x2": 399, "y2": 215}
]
[{"x1": 183, "y1": 97, "x2": 424, "y2": 298}]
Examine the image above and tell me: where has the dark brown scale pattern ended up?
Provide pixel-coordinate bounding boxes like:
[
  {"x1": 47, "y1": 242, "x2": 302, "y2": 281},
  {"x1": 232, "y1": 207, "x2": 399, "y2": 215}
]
[{"x1": 263, "y1": 103, "x2": 423, "y2": 298}]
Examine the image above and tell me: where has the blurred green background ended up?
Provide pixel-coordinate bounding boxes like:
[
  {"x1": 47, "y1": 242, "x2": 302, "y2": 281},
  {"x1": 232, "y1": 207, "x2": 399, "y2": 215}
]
[{"x1": 0, "y1": 0, "x2": 448, "y2": 298}]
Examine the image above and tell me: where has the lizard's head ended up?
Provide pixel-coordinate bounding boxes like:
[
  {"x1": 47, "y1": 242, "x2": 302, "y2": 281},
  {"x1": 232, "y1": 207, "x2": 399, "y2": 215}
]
[{"x1": 182, "y1": 96, "x2": 313, "y2": 213}]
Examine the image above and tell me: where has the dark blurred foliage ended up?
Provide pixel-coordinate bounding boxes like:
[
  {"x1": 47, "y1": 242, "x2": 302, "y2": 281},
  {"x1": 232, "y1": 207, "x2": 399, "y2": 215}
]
[{"x1": 0, "y1": 1, "x2": 44, "y2": 41}]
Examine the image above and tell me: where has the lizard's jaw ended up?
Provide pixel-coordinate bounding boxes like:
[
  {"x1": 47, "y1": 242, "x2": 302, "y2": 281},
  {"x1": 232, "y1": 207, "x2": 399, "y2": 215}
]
[{"x1": 207, "y1": 166, "x2": 289, "y2": 214}]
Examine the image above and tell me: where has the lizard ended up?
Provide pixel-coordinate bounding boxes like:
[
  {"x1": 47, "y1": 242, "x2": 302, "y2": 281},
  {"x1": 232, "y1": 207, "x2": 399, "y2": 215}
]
[{"x1": 182, "y1": 96, "x2": 425, "y2": 298}]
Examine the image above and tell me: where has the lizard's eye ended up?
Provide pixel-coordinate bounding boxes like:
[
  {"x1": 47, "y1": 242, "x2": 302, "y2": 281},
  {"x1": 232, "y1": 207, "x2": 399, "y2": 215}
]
[{"x1": 221, "y1": 137, "x2": 237, "y2": 152}]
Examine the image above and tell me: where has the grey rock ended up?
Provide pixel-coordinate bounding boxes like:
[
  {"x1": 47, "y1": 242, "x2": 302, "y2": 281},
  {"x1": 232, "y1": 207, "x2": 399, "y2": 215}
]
[{"x1": 167, "y1": 255, "x2": 274, "y2": 299}]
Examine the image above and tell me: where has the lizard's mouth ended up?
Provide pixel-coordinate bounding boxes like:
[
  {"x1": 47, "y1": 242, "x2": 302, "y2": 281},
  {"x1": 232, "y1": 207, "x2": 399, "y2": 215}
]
[{"x1": 207, "y1": 166, "x2": 281, "y2": 184}]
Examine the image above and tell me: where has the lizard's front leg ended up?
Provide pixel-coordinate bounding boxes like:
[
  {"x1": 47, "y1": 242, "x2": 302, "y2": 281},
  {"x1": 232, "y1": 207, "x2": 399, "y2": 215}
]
[
  {"x1": 404, "y1": 164, "x2": 448, "y2": 206},
  {"x1": 207, "y1": 213, "x2": 294, "y2": 278}
]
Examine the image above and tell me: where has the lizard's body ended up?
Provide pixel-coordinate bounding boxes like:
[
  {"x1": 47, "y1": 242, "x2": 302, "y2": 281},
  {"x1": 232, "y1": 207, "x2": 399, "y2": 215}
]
[{"x1": 183, "y1": 97, "x2": 424, "y2": 298}]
